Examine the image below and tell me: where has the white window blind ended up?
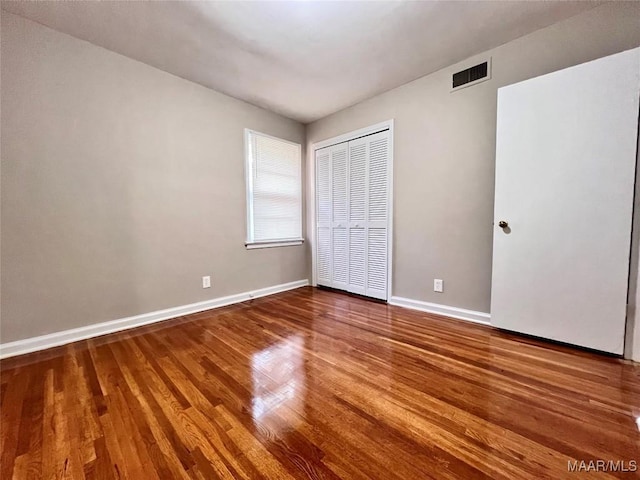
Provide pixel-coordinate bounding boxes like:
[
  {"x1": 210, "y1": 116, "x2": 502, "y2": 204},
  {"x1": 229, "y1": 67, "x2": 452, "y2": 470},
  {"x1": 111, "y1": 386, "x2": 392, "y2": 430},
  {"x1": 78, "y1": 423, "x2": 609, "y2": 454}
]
[{"x1": 245, "y1": 130, "x2": 303, "y2": 247}]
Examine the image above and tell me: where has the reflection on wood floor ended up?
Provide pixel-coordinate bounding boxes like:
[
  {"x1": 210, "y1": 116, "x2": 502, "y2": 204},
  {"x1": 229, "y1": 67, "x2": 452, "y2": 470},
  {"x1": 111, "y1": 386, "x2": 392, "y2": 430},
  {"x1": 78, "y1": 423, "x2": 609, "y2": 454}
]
[{"x1": 1, "y1": 286, "x2": 638, "y2": 479}]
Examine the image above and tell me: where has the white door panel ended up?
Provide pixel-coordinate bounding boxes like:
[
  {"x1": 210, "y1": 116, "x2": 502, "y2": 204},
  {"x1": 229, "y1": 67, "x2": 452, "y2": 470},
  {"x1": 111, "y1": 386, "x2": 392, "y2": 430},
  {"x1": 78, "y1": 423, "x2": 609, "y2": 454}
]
[
  {"x1": 331, "y1": 145, "x2": 348, "y2": 224},
  {"x1": 367, "y1": 227, "x2": 388, "y2": 300},
  {"x1": 348, "y1": 137, "x2": 369, "y2": 295},
  {"x1": 348, "y1": 131, "x2": 390, "y2": 299},
  {"x1": 332, "y1": 228, "x2": 349, "y2": 289},
  {"x1": 317, "y1": 227, "x2": 331, "y2": 285},
  {"x1": 368, "y1": 135, "x2": 389, "y2": 223},
  {"x1": 491, "y1": 47, "x2": 640, "y2": 354},
  {"x1": 331, "y1": 143, "x2": 349, "y2": 289},
  {"x1": 316, "y1": 148, "x2": 332, "y2": 287},
  {"x1": 349, "y1": 227, "x2": 367, "y2": 295},
  {"x1": 349, "y1": 142, "x2": 367, "y2": 222}
]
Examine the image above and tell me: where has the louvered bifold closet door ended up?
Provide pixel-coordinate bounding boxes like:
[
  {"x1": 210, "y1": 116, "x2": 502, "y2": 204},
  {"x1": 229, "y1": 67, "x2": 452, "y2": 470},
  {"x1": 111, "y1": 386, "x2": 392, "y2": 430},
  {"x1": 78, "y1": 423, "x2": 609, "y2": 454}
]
[
  {"x1": 331, "y1": 143, "x2": 349, "y2": 290},
  {"x1": 317, "y1": 130, "x2": 389, "y2": 299},
  {"x1": 316, "y1": 147, "x2": 332, "y2": 287},
  {"x1": 347, "y1": 139, "x2": 367, "y2": 295},
  {"x1": 365, "y1": 131, "x2": 390, "y2": 300}
]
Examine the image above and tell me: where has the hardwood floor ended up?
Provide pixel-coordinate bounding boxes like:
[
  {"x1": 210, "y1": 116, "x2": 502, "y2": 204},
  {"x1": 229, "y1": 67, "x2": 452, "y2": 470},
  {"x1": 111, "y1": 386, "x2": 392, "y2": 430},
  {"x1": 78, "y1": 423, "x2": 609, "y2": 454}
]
[{"x1": 1, "y1": 287, "x2": 638, "y2": 479}]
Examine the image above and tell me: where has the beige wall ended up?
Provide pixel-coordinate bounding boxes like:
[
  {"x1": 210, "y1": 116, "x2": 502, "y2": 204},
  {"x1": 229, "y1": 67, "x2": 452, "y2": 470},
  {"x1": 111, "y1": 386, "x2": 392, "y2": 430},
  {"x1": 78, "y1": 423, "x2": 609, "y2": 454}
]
[
  {"x1": 0, "y1": 13, "x2": 307, "y2": 344},
  {"x1": 306, "y1": 3, "x2": 640, "y2": 318}
]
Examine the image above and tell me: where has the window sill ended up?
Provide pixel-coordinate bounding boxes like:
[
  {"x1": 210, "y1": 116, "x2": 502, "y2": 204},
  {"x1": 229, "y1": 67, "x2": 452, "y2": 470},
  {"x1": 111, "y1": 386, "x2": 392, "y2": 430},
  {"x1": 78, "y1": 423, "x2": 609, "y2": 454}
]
[{"x1": 245, "y1": 239, "x2": 304, "y2": 250}]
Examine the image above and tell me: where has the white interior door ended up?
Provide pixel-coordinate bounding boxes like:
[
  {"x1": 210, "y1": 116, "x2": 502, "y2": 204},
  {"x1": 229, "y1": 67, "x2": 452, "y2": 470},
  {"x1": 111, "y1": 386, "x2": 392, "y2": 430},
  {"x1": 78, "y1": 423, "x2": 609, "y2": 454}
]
[{"x1": 491, "y1": 48, "x2": 640, "y2": 354}]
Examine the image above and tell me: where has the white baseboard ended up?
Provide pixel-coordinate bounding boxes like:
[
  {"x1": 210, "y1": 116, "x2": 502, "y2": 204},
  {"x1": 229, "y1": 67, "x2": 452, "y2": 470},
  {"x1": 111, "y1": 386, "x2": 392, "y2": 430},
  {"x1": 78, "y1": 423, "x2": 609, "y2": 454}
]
[
  {"x1": 389, "y1": 296, "x2": 491, "y2": 326},
  {"x1": 0, "y1": 279, "x2": 309, "y2": 360}
]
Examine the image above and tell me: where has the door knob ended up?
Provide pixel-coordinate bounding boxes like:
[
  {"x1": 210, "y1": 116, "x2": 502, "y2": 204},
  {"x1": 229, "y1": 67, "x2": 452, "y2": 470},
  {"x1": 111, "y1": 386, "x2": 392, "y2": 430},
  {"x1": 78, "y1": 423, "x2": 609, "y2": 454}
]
[{"x1": 498, "y1": 221, "x2": 509, "y2": 229}]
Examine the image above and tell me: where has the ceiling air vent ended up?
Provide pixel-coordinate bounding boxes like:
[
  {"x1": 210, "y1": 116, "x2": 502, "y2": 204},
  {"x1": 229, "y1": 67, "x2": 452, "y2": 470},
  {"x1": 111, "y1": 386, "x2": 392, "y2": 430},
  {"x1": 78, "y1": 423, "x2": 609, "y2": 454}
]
[{"x1": 451, "y1": 59, "x2": 491, "y2": 91}]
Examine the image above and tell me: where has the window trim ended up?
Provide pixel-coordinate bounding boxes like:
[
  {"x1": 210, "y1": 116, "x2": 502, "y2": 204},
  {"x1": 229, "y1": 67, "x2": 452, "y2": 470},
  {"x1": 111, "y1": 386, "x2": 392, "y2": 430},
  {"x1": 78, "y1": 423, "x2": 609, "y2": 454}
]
[
  {"x1": 244, "y1": 129, "x2": 304, "y2": 249},
  {"x1": 245, "y1": 239, "x2": 304, "y2": 250}
]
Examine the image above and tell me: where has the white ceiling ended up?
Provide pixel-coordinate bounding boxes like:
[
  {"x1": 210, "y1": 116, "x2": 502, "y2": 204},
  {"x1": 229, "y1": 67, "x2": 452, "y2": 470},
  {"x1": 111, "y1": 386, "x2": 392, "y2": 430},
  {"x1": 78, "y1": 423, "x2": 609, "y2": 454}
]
[{"x1": 2, "y1": 1, "x2": 598, "y2": 123}]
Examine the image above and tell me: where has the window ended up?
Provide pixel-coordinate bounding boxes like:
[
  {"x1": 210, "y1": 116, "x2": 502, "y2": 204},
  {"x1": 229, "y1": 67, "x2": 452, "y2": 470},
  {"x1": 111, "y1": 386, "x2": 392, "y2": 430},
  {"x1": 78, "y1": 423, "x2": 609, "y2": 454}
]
[{"x1": 245, "y1": 129, "x2": 303, "y2": 249}]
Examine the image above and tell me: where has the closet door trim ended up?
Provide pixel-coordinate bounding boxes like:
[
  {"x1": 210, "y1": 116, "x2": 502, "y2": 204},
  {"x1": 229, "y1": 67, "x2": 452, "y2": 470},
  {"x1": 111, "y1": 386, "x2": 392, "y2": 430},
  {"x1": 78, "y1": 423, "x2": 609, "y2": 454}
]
[{"x1": 310, "y1": 120, "x2": 394, "y2": 301}]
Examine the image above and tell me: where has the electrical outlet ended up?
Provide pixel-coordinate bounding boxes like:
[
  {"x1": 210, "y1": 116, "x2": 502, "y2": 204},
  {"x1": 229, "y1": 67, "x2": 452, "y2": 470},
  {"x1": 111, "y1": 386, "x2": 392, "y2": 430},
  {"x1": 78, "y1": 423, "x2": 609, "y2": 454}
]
[
  {"x1": 434, "y1": 279, "x2": 443, "y2": 293},
  {"x1": 202, "y1": 276, "x2": 211, "y2": 288}
]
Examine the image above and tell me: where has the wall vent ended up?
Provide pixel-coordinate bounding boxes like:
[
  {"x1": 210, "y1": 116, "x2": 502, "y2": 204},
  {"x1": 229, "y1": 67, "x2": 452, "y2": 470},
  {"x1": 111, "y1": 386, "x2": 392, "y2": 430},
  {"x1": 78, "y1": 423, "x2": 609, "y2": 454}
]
[{"x1": 451, "y1": 59, "x2": 491, "y2": 91}]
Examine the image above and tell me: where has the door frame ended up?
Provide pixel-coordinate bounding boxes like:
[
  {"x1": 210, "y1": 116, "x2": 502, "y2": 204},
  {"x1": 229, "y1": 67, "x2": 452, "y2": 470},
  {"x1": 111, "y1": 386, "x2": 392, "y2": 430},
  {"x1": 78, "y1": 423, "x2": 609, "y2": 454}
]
[{"x1": 309, "y1": 119, "x2": 395, "y2": 301}]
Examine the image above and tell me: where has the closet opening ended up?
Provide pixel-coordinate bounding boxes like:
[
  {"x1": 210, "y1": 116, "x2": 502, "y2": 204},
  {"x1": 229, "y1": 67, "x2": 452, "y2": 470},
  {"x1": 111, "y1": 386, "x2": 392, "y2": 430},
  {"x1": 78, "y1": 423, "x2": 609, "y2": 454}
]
[{"x1": 311, "y1": 121, "x2": 394, "y2": 302}]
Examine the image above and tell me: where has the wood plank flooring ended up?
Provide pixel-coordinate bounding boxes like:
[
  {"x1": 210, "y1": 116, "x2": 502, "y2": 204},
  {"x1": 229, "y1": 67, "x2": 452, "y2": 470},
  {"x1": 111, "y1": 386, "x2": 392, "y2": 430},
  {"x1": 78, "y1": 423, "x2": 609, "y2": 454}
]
[{"x1": 1, "y1": 287, "x2": 639, "y2": 479}]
